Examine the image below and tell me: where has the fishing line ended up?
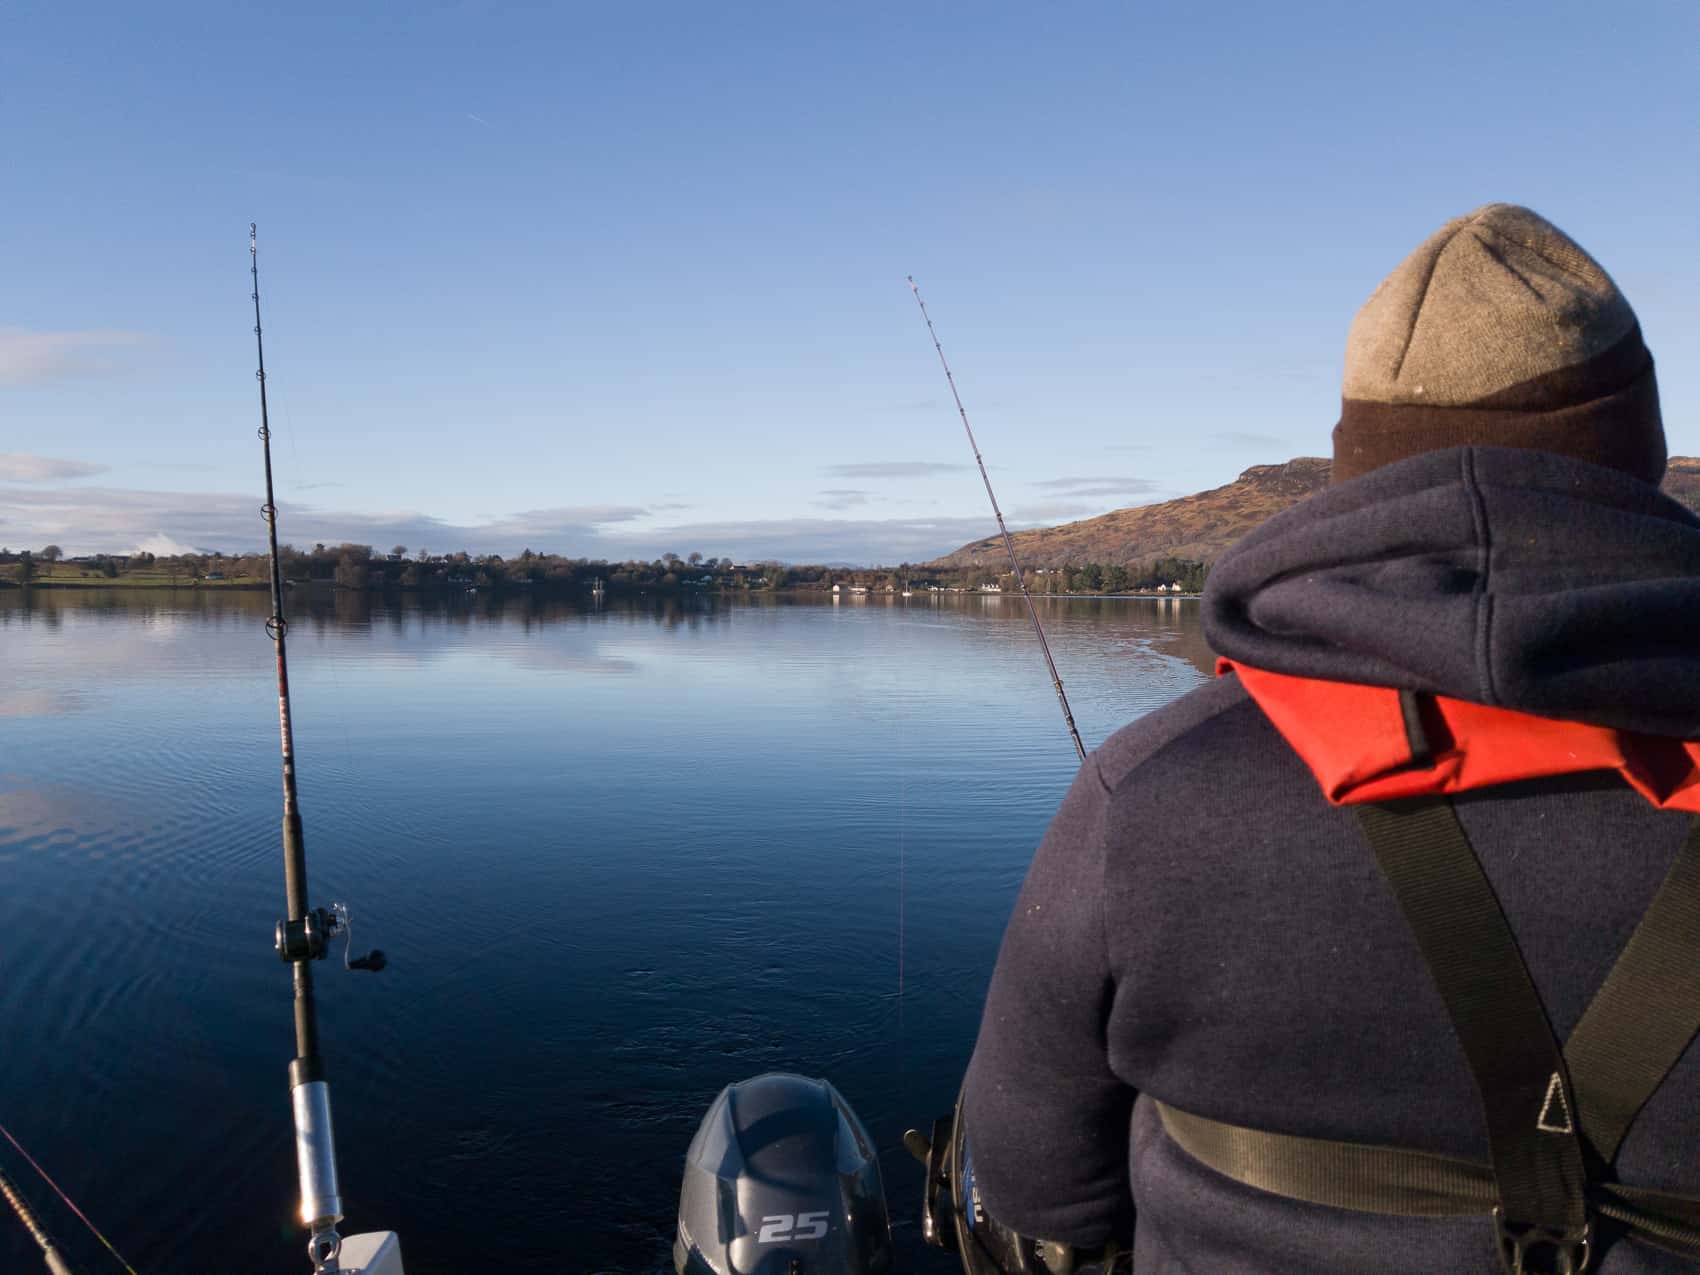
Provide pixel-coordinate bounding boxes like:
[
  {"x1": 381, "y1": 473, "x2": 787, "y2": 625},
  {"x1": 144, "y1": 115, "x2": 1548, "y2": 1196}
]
[
  {"x1": 905, "y1": 277, "x2": 1087, "y2": 762},
  {"x1": 0, "y1": 1119, "x2": 142, "y2": 1274}
]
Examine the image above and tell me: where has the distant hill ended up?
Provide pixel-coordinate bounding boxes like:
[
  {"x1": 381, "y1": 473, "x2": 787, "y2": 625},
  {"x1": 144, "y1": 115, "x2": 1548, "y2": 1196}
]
[
  {"x1": 932, "y1": 455, "x2": 1700, "y2": 569},
  {"x1": 931, "y1": 458, "x2": 1333, "y2": 569},
  {"x1": 1664, "y1": 456, "x2": 1700, "y2": 512}
]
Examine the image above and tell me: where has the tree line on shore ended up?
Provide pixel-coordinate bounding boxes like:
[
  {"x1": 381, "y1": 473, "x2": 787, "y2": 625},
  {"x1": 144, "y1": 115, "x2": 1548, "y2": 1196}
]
[{"x1": 0, "y1": 543, "x2": 1209, "y2": 595}]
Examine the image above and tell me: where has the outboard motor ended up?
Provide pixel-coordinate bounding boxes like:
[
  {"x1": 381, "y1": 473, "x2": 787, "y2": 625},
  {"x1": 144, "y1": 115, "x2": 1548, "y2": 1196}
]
[{"x1": 675, "y1": 1073, "x2": 893, "y2": 1275}]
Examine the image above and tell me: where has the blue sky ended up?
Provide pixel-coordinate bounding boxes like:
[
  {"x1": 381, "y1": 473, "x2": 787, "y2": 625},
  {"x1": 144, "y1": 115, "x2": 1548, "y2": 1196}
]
[{"x1": 4, "y1": 0, "x2": 1696, "y2": 564}]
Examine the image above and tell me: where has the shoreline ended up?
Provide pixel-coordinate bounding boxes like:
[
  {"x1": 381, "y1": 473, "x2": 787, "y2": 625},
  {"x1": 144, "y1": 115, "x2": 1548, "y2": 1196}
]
[{"x1": 1, "y1": 579, "x2": 1201, "y2": 600}]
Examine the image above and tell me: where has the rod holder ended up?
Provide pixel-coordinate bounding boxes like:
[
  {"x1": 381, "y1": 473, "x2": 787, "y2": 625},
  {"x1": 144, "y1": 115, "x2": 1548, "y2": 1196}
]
[{"x1": 292, "y1": 1080, "x2": 344, "y2": 1230}]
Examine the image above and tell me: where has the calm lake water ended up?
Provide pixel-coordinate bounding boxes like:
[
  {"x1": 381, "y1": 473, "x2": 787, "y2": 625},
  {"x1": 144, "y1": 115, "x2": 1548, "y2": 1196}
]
[{"x1": 0, "y1": 587, "x2": 1211, "y2": 1274}]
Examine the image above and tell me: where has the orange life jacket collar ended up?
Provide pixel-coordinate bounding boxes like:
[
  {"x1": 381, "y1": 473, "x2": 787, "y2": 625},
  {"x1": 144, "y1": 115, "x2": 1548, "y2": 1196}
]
[{"x1": 1220, "y1": 660, "x2": 1700, "y2": 813}]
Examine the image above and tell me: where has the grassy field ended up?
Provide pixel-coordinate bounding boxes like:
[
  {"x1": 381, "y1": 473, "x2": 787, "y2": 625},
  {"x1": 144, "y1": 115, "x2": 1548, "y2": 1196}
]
[{"x1": 1, "y1": 562, "x2": 268, "y2": 588}]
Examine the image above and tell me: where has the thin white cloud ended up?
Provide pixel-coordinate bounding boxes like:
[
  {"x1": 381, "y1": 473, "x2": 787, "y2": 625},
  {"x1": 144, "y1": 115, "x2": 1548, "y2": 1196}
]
[
  {"x1": 0, "y1": 453, "x2": 108, "y2": 482},
  {"x1": 481, "y1": 505, "x2": 650, "y2": 536},
  {"x1": 0, "y1": 329, "x2": 153, "y2": 386},
  {"x1": 0, "y1": 485, "x2": 651, "y2": 559},
  {"x1": 613, "y1": 515, "x2": 1012, "y2": 565},
  {"x1": 1, "y1": 485, "x2": 1001, "y2": 566},
  {"x1": 1031, "y1": 475, "x2": 1161, "y2": 498},
  {"x1": 815, "y1": 489, "x2": 872, "y2": 510},
  {"x1": 129, "y1": 532, "x2": 200, "y2": 557},
  {"x1": 824, "y1": 461, "x2": 966, "y2": 479}
]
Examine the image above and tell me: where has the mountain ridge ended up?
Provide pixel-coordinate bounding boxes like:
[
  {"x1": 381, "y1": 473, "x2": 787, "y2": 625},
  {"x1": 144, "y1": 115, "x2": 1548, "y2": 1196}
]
[{"x1": 931, "y1": 455, "x2": 1700, "y2": 569}]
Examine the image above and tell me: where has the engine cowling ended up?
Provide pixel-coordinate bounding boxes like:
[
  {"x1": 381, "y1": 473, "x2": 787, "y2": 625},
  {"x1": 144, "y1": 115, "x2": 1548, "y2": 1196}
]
[{"x1": 675, "y1": 1073, "x2": 893, "y2": 1275}]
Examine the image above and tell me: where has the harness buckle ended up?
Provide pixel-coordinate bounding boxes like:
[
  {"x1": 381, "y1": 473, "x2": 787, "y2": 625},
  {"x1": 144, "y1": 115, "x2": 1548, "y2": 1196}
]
[{"x1": 1495, "y1": 1209, "x2": 1592, "y2": 1275}]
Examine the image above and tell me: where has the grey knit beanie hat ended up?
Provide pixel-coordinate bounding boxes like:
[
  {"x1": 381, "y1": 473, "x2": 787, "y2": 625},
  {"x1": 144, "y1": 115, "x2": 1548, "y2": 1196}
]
[{"x1": 1332, "y1": 204, "x2": 1664, "y2": 484}]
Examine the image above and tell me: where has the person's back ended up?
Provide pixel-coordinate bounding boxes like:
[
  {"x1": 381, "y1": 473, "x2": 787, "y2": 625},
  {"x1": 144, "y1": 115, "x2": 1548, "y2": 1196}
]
[{"x1": 960, "y1": 205, "x2": 1700, "y2": 1273}]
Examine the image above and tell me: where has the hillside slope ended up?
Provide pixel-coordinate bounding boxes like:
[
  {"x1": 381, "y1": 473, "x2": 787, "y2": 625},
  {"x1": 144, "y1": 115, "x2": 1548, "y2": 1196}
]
[
  {"x1": 1663, "y1": 456, "x2": 1700, "y2": 511},
  {"x1": 933, "y1": 455, "x2": 1700, "y2": 569},
  {"x1": 931, "y1": 458, "x2": 1331, "y2": 568}
]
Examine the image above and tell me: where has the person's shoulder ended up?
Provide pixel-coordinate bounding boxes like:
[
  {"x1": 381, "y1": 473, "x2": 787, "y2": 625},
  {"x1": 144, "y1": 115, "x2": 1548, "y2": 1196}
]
[{"x1": 1090, "y1": 672, "x2": 1263, "y2": 794}]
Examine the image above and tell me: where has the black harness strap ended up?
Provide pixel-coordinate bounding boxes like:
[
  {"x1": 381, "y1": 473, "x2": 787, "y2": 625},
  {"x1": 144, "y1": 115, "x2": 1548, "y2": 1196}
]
[
  {"x1": 1357, "y1": 799, "x2": 1590, "y2": 1241},
  {"x1": 1152, "y1": 799, "x2": 1700, "y2": 1273},
  {"x1": 1562, "y1": 818, "x2": 1700, "y2": 1164},
  {"x1": 1157, "y1": 1099, "x2": 1498, "y2": 1217},
  {"x1": 1153, "y1": 1102, "x2": 1700, "y2": 1260}
]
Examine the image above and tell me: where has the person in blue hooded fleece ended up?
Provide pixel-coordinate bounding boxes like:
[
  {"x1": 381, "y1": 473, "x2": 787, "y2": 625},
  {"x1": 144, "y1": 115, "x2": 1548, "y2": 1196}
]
[{"x1": 961, "y1": 204, "x2": 1700, "y2": 1274}]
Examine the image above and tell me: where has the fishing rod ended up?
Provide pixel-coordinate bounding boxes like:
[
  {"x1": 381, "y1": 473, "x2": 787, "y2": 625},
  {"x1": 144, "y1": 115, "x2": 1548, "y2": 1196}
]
[
  {"x1": 906, "y1": 277, "x2": 1087, "y2": 763},
  {"x1": 0, "y1": 1164, "x2": 77, "y2": 1275},
  {"x1": 1, "y1": 1115, "x2": 147, "y2": 1275},
  {"x1": 251, "y1": 223, "x2": 385, "y2": 1275}
]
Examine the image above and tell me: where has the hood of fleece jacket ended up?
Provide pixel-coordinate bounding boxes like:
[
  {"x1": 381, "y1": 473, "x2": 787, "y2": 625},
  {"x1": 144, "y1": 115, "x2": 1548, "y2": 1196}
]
[{"x1": 1202, "y1": 446, "x2": 1700, "y2": 737}]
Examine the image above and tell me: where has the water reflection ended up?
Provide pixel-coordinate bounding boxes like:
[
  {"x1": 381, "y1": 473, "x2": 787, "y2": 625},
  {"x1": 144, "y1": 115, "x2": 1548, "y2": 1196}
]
[
  {"x1": 0, "y1": 586, "x2": 1214, "y2": 663},
  {"x1": 0, "y1": 688, "x2": 86, "y2": 717}
]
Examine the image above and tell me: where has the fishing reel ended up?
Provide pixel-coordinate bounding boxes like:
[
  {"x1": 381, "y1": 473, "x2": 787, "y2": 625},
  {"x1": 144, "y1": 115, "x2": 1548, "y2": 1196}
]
[
  {"x1": 276, "y1": 901, "x2": 387, "y2": 972},
  {"x1": 905, "y1": 1091, "x2": 1130, "y2": 1275}
]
